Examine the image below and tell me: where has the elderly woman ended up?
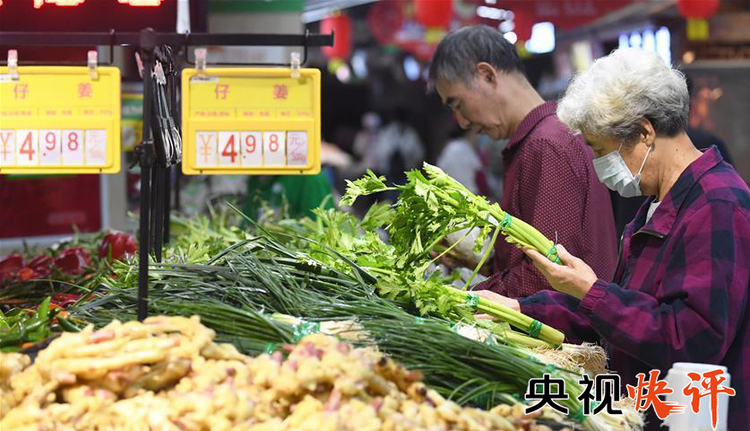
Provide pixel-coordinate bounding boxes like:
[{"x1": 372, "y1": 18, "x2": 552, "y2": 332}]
[{"x1": 475, "y1": 48, "x2": 750, "y2": 429}]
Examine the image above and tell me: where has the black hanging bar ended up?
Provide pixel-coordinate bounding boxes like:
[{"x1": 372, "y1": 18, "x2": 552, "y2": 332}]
[
  {"x1": 136, "y1": 28, "x2": 158, "y2": 322},
  {"x1": 163, "y1": 165, "x2": 172, "y2": 244},
  {"x1": 152, "y1": 164, "x2": 166, "y2": 262},
  {"x1": 0, "y1": 31, "x2": 333, "y2": 55}
]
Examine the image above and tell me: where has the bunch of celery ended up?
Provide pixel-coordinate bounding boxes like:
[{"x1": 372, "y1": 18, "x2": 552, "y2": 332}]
[
  {"x1": 267, "y1": 202, "x2": 559, "y2": 347},
  {"x1": 340, "y1": 165, "x2": 564, "y2": 346},
  {"x1": 342, "y1": 164, "x2": 561, "y2": 277}
]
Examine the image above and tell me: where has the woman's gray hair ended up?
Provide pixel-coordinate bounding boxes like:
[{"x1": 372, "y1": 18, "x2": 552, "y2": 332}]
[
  {"x1": 557, "y1": 48, "x2": 689, "y2": 143},
  {"x1": 429, "y1": 25, "x2": 525, "y2": 85}
]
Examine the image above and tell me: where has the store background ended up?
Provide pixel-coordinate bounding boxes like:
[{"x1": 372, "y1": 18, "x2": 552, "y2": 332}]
[{"x1": 1, "y1": 0, "x2": 749, "y2": 252}]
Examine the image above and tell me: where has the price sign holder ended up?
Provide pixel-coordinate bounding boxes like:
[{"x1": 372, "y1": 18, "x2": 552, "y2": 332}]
[
  {"x1": 0, "y1": 55, "x2": 121, "y2": 174},
  {"x1": 181, "y1": 61, "x2": 321, "y2": 176}
]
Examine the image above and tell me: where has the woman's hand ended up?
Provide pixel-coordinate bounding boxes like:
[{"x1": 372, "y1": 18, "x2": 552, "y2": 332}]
[
  {"x1": 523, "y1": 244, "x2": 598, "y2": 299},
  {"x1": 471, "y1": 290, "x2": 520, "y2": 317}
]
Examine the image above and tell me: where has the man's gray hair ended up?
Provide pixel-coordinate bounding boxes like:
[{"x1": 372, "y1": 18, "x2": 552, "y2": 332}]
[
  {"x1": 557, "y1": 48, "x2": 689, "y2": 143},
  {"x1": 429, "y1": 25, "x2": 525, "y2": 85}
]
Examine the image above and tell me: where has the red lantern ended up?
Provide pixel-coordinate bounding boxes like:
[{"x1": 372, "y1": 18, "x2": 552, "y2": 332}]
[
  {"x1": 511, "y1": 9, "x2": 534, "y2": 41},
  {"x1": 321, "y1": 13, "x2": 352, "y2": 59},
  {"x1": 677, "y1": 0, "x2": 720, "y2": 19},
  {"x1": 368, "y1": 0, "x2": 404, "y2": 45},
  {"x1": 414, "y1": 0, "x2": 453, "y2": 28}
]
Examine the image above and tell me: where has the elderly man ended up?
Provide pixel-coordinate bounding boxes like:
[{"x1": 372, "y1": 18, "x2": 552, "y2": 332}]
[{"x1": 429, "y1": 25, "x2": 618, "y2": 297}]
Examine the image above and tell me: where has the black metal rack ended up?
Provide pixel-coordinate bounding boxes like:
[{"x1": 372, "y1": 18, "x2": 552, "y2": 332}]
[
  {"x1": 0, "y1": 29, "x2": 334, "y2": 321},
  {"x1": 0, "y1": 30, "x2": 332, "y2": 66}
]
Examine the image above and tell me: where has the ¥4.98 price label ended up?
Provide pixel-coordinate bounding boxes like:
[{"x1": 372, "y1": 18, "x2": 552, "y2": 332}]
[
  {"x1": 0, "y1": 66, "x2": 121, "y2": 174},
  {"x1": 195, "y1": 130, "x2": 307, "y2": 168},
  {"x1": 1, "y1": 129, "x2": 107, "y2": 167}
]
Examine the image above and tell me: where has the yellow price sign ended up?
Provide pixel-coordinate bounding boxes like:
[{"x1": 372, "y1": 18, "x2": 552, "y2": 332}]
[
  {"x1": 121, "y1": 93, "x2": 144, "y2": 152},
  {"x1": 0, "y1": 66, "x2": 121, "y2": 174},
  {"x1": 181, "y1": 67, "x2": 321, "y2": 175}
]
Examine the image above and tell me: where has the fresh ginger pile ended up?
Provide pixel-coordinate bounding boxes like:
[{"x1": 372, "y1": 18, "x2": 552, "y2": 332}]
[{"x1": 0, "y1": 316, "x2": 566, "y2": 431}]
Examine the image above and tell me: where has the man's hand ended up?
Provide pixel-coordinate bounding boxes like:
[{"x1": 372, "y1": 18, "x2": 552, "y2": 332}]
[
  {"x1": 522, "y1": 244, "x2": 597, "y2": 299},
  {"x1": 432, "y1": 252, "x2": 470, "y2": 270}
]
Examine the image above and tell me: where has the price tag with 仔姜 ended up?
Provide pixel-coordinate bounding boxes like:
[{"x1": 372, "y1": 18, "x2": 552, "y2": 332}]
[
  {"x1": 181, "y1": 67, "x2": 320, "y2": 175},
  {"x1": 0, "y1": 66, "x2": 121, "y2": 174}
]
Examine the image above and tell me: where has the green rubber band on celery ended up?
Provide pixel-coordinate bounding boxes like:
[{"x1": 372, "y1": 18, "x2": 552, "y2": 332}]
[
  {"x1": 546, "y1": 245, "x2": 562, "y2": 264},
  {"x1": 485, "y1": 334, "x2": 499, "y2": 347},
  {"x1": 501, "y1": 213, "x2": 512, "y2": 230},
  {"x1": 263, "y1": 342, "x2": 277, "y2": 354},
  {"x1": 465, "y1": 293, "x2": 480, "y2": 309},
  {"x1": 528, "y1": 319, "x2": 543, "y2": 338},
  {"x1": 415, "y1": 317, "x2": 426, "y2": 324},
  {"x1": 570, "y1": 401, "x2": 598, "y2": 422},
  {"x1": 293, "y1": 321, "x2": 321, "y2": 342},
  {"x1": 451, "y1": 323, "x2": 460, "y2": 333},
  {"x1": 571, "y1": 407, "x2": 585, "y2": 423},
  {"x1": 591, "y1": 400, "x2": 600, "y2": 413}
]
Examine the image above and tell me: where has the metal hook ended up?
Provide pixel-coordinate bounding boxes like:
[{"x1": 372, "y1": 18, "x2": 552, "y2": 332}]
[
  {"x1": 7, "y1": 50, "x2": 19, "y2": 80},
  {"x1": 290, "y1": 52, "x2": 301, "y2": 78},
  {"x1": 153, "y1": 61, "x2": 166, "y2": 85},
  {"x1": 302, "y1": 29, "x2": 310, "y2": 66},
  {"x1": 109, "y1": 29, "x2": 115, "y2": 66},
  {"x1": 195, "y1": 47, "x2": 207, "y2": 76}
]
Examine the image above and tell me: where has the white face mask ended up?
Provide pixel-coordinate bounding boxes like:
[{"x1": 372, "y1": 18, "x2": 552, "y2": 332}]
[{"x1": 593, "y1": 144, "x2": 652, "y2": 198}]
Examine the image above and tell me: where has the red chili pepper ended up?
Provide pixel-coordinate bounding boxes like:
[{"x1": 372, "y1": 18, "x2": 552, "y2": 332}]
[
  {"x1": 100, "y1": 231, "x2": 138, "y2": 261},
  {"x1": 27, "y1": 255, "x2": 53, "y2": 278},
  {"x1": 51, "y1": 292, "x2": 83, "y2": 307},
  {"x1": 0, "y1": 253, "x2": 24, "y2": 274},
  {"x1": 0, "y1": 253, "x2": 24, "y2": 285},
  {"x1": 54, "y1": 247, "x2": 91, "y2": 275}
]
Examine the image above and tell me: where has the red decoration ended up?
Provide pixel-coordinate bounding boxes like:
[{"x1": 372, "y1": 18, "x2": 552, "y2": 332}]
[
  {"x1": 368, "y1": 0, "x2": 404, "y2": 45},
  {"x1": 512, "y1": 9, "x2": 534, "y2": 41},
  {"x1": 54, "y1": 247, "x2": 91, "y2": 275},
  {"x1": 677, "y1": 0, "x2": 720, "y2": 19},
  {"x1": 100, "y1": 231, "x2": 138, "y2": 261},
  {"x1": 321, "y1": 14, "x2": 352, "y2": 60},
  {"x1": 399, "y1": 40, "x2": 439, "y2": 61},
  {"x1": 502, "y1": 0, "x2": 630, "y2": 31},
  {"x1": 414, "y1": 0, "x2": 453, "y2": 28},
  {"x1": 27, "y1": 255, "x2": 54, "y2": 278}
]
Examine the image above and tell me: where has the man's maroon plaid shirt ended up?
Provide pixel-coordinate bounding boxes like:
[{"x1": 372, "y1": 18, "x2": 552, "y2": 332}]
[{"x1": 479, "y1": 101, "x2": 618, "y2": 297}]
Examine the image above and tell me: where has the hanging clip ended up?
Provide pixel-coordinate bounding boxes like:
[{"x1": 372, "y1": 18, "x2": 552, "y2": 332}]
[
  {"x1": 195, "y1": 48, "x2": 207, "y2": 76},
  {"x1": 7, "y1": 50, "x2": 19, "y2": 81},
  {"x1": 134, "y1": 52, "x2": 145, "y2": 79},
  {"x1": 153, "y1": 61, "x2": 166, "y2": 85},
  {"x1": 290, "y1": 51, "x2": 301, "y2": 79},
  {"x1": 88, "y1": 50, "x2": 99, "y2": 80}
]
